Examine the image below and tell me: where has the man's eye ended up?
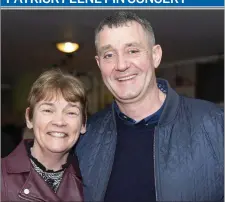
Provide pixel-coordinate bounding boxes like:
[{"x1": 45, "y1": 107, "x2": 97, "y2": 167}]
[
  {"x1": 129, "y1": 49, "x2": 139, "y2": 54},
  {"x1": 103, "y1": 53, "x2": 113, "y2": 59}
]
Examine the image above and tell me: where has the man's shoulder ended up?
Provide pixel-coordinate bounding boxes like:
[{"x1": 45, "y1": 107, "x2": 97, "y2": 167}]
[
  {"x1": 181, "y1": 97, "x2": 224, "y2": 164},
  {"x1": 181, "y1": 96, "x2": 223, "y2": 116},
  {"x1": 76, "y1": 104, "x2": 114, "y2": 155},
  {"x1": 87, "y1": 104, "x2": 113, "y2": 125}
]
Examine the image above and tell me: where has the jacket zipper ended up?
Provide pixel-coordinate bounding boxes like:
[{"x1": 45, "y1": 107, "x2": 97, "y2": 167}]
[{"x1": 154, "y1": 127, "x2": 158, "y2": 201}]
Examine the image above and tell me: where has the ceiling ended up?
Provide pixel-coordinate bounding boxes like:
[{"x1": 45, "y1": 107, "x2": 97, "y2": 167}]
[{"x1": 2, "y1": 9, "x2": 224, "y2": 85}]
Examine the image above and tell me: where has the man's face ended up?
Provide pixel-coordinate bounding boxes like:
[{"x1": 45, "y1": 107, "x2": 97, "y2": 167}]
[{"x1": 95, "y1": 21, "x2": 162, "y2": 104}]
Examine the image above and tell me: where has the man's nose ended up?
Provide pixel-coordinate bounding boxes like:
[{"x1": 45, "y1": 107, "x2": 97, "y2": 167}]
[{"x1": 115, "y1": 54, "x2": 129, "y2": 71}]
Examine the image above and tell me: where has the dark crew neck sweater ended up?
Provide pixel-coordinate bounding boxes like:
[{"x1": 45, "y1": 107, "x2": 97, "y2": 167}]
[{"x1": 104, "y1": 114, "x2": 158, "y2": 202}]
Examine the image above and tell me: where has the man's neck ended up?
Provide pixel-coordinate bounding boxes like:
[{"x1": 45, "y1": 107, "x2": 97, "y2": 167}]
[
  {"x1": 116, "y1": 86, "x2": 166, "y2": 122},
  {"x1": 31, "y1": 143, "x2": 68, "y2": 171}
]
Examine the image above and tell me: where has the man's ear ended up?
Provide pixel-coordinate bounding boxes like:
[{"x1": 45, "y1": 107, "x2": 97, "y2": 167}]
[
  {"x1": 95, "y1": 55, "x2": 100, "y2": 68},
  {"x1": 152, "y1": 44, "x2": 162, "y2": 69},
  {"x1": 25, "y1": 107, "x2": 33, "y2": 129}
]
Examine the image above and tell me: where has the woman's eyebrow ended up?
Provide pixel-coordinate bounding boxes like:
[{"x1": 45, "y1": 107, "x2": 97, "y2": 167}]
[
  {"x1": 39, "y1": 102, "x2": 54, "y2": 107},
  {"x1": 66, "y1": 103, "x2": 81, "y2": 109}
]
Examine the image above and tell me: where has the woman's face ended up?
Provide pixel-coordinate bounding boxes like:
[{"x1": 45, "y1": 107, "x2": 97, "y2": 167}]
[{"x1": 25, "y1": 94, "x2": 86, "y2": 154}]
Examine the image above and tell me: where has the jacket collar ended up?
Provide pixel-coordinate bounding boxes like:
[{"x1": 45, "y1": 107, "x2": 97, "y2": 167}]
[
  {"x1": 5, "y1": 140, "x2": 31, "y2": 173},
  {"x1": 156, "y1": 78, "x2": 180, "y2": 126},
  {"x1": 5, "y1": 140, "x2": 82, "y2": 179}
]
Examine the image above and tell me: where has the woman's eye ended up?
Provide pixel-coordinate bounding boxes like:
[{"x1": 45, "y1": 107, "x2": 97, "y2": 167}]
[
  {"x1": 67, "y1": 111, "x2": 79, "y2": 116},
  {"x1": 42, "y1": 109, "x2": 53, "y2": 113}
]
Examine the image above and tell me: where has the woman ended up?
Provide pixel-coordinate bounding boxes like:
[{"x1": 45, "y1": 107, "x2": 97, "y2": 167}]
[{"x1": 1, "y1": 69, "x2": 87, "y2": 202}]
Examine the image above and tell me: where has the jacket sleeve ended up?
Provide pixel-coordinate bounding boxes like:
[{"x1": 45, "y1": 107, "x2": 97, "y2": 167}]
[
  {"x1": 201, "y1": 107, "x2": 224, "y2": 201},
  {"x1": 206, "y1": 107, "x2": 224, "y2": 166},
  {"x1": 1, "y1": 160, "x2": 8, "y2": 201}
]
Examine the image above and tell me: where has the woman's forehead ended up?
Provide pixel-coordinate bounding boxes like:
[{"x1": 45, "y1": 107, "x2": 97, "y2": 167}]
[{"x1": 38, "y1": 92, "x2": 79, "y2": 105}]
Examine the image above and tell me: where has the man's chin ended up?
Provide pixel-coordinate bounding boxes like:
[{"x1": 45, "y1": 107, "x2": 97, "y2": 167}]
[{"x1": 114, "y1": 92, "x2": 140, "y2": 103}]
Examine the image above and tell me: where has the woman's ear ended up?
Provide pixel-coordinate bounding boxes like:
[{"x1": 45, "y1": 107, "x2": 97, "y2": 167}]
[
  {"x1": 80, "y1": 124, "x2": 87, "y2": 134},
  {"x1": 80, "y1": 115, "x2": 87, "y2": 135},
  {"x1": 25, "y1": 107, "x2": 33, "y2": 129}
]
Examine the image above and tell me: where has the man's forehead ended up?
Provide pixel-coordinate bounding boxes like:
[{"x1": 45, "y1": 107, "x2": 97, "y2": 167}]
[
  {"x1": 97, "y1": 22, "x2": 146, "y2": 45},
  {"x1": 96, "y1": 21, "x2": 148, "y2": 53},
  {"x1": 100, "y1": 21, "x2": 139, "y2": 32},
  {"x1": 99, "y1": 42, "x2": 142, "y2": 51}
]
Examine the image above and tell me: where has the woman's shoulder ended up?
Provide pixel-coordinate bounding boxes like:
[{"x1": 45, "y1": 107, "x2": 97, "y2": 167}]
[{"x1": 2, "y1": 140, "x2": 31, "y2": 173}]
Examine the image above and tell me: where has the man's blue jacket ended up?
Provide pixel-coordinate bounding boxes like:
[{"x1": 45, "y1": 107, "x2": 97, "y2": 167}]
[{"x1": 76, "y1": 79, "x2": 224, "y2": 202}]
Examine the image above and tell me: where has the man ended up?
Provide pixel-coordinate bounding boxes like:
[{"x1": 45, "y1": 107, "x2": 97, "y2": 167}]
[{"x1": 76, "y1": 11, "x2": 224, "y2": 202}]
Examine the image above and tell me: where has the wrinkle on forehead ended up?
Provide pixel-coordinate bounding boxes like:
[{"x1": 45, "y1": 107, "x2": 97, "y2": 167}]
[
  {"x1": 97, "y1": 22, "x2": 151, "y2": 55},
  {"x1": 96, "y1": 21, "x2": 152, "y2": 52}
]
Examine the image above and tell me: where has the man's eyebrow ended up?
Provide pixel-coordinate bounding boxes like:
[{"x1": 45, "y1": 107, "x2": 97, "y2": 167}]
[
  {"x1": 125, "y1": 42, "x2": 142, "y2": 47},
  {"x1": 98, "y1": 44, "x2": 113, "y2": 55},
  {"x1": 98, "y1": 42, "x2": 142, "y2": 53}
]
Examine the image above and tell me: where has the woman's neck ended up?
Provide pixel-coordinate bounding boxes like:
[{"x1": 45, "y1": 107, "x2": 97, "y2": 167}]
[{"x1": 31, "y1": 143, "x2": 69, "y2": 171}]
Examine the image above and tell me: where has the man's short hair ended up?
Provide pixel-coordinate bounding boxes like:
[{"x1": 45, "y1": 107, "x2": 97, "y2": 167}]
[{"x1": 95, "y1": 11, "x2": 155, "y2": 51}]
